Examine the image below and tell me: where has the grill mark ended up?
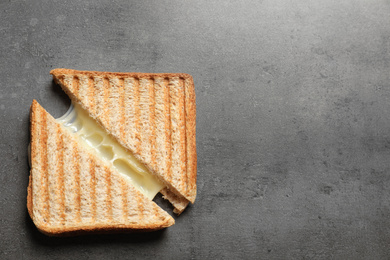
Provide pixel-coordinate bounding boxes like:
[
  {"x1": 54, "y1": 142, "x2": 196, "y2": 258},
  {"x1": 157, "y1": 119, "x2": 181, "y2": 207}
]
[
  {"x1": 106, "y1": 167, "x2": 112, "y2": 222},
  {"x1": 121, "y1": 178, "x2": 128, "y2": 222},
  {"x1": 94, "y1": 77, "x2": 99, "y2": 116},
  {"x1": 73, "y1": 75, "x2": 79, "y2": 99},
  {"x1": 103, "y1": 77, "x2": 109, "y2": 125},
  {"x1": 73, "y1": 145, "x2": 81, "y2": 223},
  {"x1": 56, "y1": 125, "x2": 66, "y2": 224},
  {"x1": 47, "y1": 120, "x2": 56, "y2": 224},
  {"x1": 134, "y1": 78, "x2": 141, "y2": 153},
  {"x1": 88, "y1": 76, "x2": 95, "y2": 114},
  {"x1": 90, "y1": 157, "x2": 96, "y2": 223},
  {"x1": 137, "y1": 188, "x2": 144, "y2": 220},
  {"x1": 79, "y1": 75, "x2": 88, "y2": 105},
  {"x1": 165, "y1": 78, "x2": 172, "y2": 182},
  {"x1": 41, "y1": 111, "x2": 50, "y2": 224},
  {"x1": 107, "y1": 78, "x2": 113, "y2": 127},
  {"x1": 119, "y1": 78, "x2": 125, "y2": 141},
  {"x1": 150, "y1": 78, "x2": 156, "y2": 169}
]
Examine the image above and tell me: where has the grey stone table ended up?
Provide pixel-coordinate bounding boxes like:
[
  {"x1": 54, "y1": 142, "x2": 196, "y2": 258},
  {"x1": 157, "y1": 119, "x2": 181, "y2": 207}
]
[{"x1": 1, "y1": 0, "x2": 390, "y2": 259}]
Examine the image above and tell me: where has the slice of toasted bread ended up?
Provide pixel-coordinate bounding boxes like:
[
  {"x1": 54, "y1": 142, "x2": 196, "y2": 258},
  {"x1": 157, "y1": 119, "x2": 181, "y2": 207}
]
[
  {"x1": 50, "y1": 69, "x2": 197, "y2": 213},
  {"x1": 28, "y1": 100, "x2": 174, "y2": 236}
]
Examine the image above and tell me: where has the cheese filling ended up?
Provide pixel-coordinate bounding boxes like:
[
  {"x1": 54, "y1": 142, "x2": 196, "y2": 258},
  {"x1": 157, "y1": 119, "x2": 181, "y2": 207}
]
[{"x1": 56, "y1": 102, "x2": 164, "y2": 200}]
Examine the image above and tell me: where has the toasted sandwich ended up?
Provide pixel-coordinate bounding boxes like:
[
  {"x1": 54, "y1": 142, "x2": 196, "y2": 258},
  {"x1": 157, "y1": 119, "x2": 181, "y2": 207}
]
[{"x1": 28, "y1": 69, "x2": 196, "y2": 236}]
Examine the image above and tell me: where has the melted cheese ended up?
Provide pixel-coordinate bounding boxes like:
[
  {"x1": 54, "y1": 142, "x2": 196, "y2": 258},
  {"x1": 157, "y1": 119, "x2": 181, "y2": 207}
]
[{"x1": 57, "y1": 103, "x2": 164, "y2": 200}]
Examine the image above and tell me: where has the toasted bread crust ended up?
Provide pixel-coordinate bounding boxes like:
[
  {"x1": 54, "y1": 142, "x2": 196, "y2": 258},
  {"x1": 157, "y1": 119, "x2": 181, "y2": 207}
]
[
  {"x1": 160, "y1": 188, "x2": 189, "y2": 215},
  {"x1": 35, "y1": 221, "x2": 174, "y2": 237},
  {"x1": 50, "y1": 69, "x2": 197, "y2": 209},
  {"x1": 27, "y1": 171, "x2": 33, "y2": 219},
  {"x1": 37, "y1": 224, "x2": 172, "y2": 237},
  {"x1": 28, "y1": 100, "x2": 175, "y2": 236},
  {"x1": 27, "y1": 104, "x2": 35, "y2": 220},
  {"x1": 50, "y1": 68, "x2": 194, "y2": 81},
  {"x1": 184, "y1": 76, "x2": 197, "y2": 200}
]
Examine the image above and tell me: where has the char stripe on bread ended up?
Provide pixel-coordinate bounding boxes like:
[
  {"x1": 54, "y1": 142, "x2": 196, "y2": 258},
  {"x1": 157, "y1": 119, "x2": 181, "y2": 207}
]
[
  {"x1": 72, "y1": 143, "x2": 82, "y2": 223},
  {"x1": 50, "y1": 69, "x2": 196, "y2": 213},
  {"x1": 66, "y1": 141, "x2": 81, "y2": 223},
  {"x1": 95, "y1": 161, "x2": 105, "y2": 223},
  {"x1": 73, "y1": 75, "x2": 80, "y2": 100},
  {"x1": 87, "y1": 76, "x2": 95, "y2": 114},
  {"x1": 55, "y1": 124, "x2": 66, "y2": 224},
  {"x1": 139, "y1": 78, "x2": 152, "y2": 164},
  {"x1": 40, "y1": 107, "x2": 50, "y2": 224},
  {"x1": 28, "y1": 100, "x2": 174, "y2": 235},
  {"x1": 47, "y1": 117, "x2": 56, "y2": 223},
  {"x1": 103, "y1": 77, "x2": 109, "y2": 125}
]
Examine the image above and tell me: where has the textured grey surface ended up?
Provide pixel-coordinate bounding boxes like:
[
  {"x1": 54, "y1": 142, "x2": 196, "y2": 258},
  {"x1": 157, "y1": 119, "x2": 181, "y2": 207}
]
[{"x1": 1, "y1": 0, "x2": 390, "y2": 259}]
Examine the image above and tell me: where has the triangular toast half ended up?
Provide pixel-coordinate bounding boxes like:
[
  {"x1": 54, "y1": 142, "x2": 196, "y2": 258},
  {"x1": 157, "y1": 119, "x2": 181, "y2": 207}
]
[
  {"x1": 50, "y1": 69, "x2": 197, "y2": 213},
  {"x1": 28, "y1": 100, "x2": 174, "y2": 236}
]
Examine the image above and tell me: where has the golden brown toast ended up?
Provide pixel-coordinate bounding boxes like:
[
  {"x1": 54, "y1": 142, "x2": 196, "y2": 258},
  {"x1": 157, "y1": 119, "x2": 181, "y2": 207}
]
[
  {"x1": 50, "y1": 69, "x2": 197, "y2": 213},
  {"x1": 28, "y1": 100, "x2": 175, "y2": 236}
]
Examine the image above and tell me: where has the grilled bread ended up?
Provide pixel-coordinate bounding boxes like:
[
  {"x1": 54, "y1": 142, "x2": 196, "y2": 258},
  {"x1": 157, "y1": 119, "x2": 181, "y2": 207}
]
[
  {"x1": 50, "y1": 69, "x2": 197, "y2": 213},
  {"x1": 28, "y1": 100, "x2": 175, "y2": 236}
]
